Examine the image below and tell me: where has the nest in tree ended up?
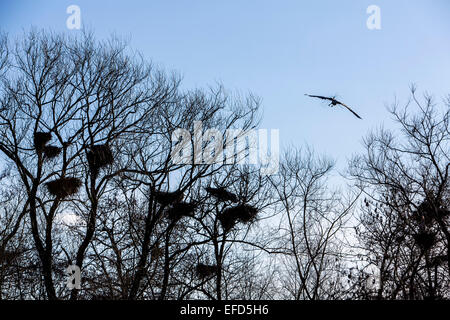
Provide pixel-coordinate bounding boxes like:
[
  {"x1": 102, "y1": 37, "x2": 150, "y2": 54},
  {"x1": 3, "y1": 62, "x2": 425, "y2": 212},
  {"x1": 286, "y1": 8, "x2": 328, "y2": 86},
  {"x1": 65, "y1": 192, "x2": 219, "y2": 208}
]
[
  {"x1": 167, "y1": 202, "x2": 196, "y2": 221},
  {"x1": 413, "y1": 206, "x2": 449, "y2": 226},
  {"x1": 416, "y1": 197, "x2": 449, "y2": 220},
  {"x1": 219, "y1": 213, "x2": 237, "y2": 232},
  {"x1": 46, "y1": 177, "x2": 82, "y2": 198},
  {"x1": 195, "y1": 263, "x2": 218, "y2": 279},
  {"x1": 413, "y1": 231, "x2": 436, "y2": 250},
  {"x1": 412, "y1": 212, "x2": 433, "y2": 226},
  {"x1": 205, "y1": 187, "x2": 238, "y2": 203},
  {"x1": 412, "y1": 198, "x2": 441, "y2": 225},
  {"x1": 87, "y1": 145, "x2": 113, "y2": 174},
  {"x1": 151, "y1": 246, "x2": 164, "y2": 260},
  {"x1": 236, "y1": 204, "x2": 258, "y2": 223},
  {"x1": 219, "y1": 204, "x2": 258, "y2": 232},
  {"x1": 43, "y1": 145, "x2": 61, "y2": 159},
  {"x1": 153, "y1": 190, "x2": 183, "y2": 206},
  {"x1": 34, "y1": 132, "x2": 52, "y2": 151}
]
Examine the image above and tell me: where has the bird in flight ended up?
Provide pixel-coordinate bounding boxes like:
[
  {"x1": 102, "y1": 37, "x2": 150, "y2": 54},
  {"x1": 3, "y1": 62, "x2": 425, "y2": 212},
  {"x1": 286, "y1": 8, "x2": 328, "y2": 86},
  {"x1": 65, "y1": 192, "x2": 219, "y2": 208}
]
[{"x1": 305, "y1": 94, "x2": 362, "y2": 119}]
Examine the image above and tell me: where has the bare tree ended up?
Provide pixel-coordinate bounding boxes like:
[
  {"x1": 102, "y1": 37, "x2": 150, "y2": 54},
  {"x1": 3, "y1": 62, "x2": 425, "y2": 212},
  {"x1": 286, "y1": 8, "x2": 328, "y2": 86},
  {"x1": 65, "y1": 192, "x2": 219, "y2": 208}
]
[
  {"x1": 173, "y1": 166, "x2": 274, "y2": 300},
  {"x1": 0, "y1": 30, "x2": 175, "y2": 299},
  {"x1": 349, "y1": 86, "x2": 450, "y2": 299},
  {"x1": 269, "y1": 147, "x2": 356, "y2": 300},
  {"x1": 6, "y1": 29, "x2": 447, "y2": 303},
  {"x1": 0, "y1": 32, "x2": 8, "y2": 78}
]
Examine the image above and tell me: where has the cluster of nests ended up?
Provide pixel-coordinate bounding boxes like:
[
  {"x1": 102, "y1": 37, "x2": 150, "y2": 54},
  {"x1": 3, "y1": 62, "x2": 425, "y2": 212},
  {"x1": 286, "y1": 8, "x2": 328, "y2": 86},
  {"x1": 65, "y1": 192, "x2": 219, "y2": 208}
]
[
  {"x1": 205, "y1": 187, "x2": 258, "y2": 232},
  {"x1": 410, "y1": 197, "x2": 449, "y2": 251},
  {"x1": 34, "y1": 132, "x2": 114, "y2": 198},
  {"x1": 34, "y1": 132, "x2": 61, "y2": 159},
  {"x1": 152, "y1": 190, "x2": 196, "y2": 222},
  {"x1": 218, "y1": 204, "x2": 258, "y2": 232},
  {"x1": 150, "y1": 187, "x2": 259, "y2": 231}
]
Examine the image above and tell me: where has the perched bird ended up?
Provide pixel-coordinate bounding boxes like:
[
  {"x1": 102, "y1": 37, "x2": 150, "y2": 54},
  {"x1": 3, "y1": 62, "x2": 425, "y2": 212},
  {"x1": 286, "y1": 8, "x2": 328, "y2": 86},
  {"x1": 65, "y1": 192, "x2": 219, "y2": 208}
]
[{"x1": 305, "y1": 94, "x2": 362, "y2": 119}]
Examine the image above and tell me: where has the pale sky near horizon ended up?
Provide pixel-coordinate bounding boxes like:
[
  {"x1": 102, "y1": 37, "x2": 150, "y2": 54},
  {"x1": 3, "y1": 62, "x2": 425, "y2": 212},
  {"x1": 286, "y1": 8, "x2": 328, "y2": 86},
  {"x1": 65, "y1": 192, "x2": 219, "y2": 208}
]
[{"x1": 1, "y1": 0, "x2": 449, "y2": 173}]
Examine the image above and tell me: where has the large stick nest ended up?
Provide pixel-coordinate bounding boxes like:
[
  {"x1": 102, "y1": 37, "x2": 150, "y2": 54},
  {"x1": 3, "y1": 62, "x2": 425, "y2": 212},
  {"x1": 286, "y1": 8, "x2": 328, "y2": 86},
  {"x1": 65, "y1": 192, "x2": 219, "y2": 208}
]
[
  {"x1": 195, "y1": 263, "x2": 218, "y2": 279},
  {"x1": 46, "y1": 177, "x2": 82, "y2": 198},
  {"x1": 413, "y1": 231, "x2": 436, "y2": 250},
  {"x1": 219, "y1": 204, "x2": 258, "y2": 232},
  {"x1": 205, "y1": 187, "x2": 238, "y2": 203},
  {"x1": 167, "y1": 201, "x2": 196, "y2": 221},
  {"x1": 151, "y1": 246, "x2": 164, "y2": 260},
  {"x1": 87, "y1": 144, "x2": 114, "y2": 175},
  {"x1": 34, "y1": 132, "x2": 52, "y2": 151},
  {"x1": 153, "y1": 190, "x2": 183, "y2": 206},
  {"x1": 414, "y1": 198, "x2": 450, "y2": 225},
  {"x1": 43, "y1": 145, "x2": 62, "y2": 159}
]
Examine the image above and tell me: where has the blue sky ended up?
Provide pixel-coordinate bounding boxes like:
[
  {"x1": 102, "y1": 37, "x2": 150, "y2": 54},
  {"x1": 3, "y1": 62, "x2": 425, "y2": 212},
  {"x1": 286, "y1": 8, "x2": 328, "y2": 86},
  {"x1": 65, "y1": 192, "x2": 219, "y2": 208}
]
[{"x1": 1, "y1": 0, "x2": 449, "y2": 171}]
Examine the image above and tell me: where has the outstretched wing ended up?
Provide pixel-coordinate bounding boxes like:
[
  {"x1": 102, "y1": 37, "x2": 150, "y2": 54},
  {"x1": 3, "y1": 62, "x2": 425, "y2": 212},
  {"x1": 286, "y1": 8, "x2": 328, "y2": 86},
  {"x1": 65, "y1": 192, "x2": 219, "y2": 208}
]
[
  {"x1": 336, "y1": 101, "x2": 362, "y2": 119},
  {"x1": 305, "y1": 94, "x2": 362, "y2": 119},
  {"x1": 304, "y1": 94, "x2": 333, "y2": 102}
]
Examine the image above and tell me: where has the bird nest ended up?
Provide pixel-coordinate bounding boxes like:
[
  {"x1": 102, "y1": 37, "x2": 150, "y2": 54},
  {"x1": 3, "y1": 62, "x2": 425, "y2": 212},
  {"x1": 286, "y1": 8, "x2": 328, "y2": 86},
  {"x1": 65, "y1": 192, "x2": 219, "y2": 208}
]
[
  {"x1": 219, "y1": 204, "x2": 258, "y2": 232},
  {"x1": 87, "y1": 144, "x2": 114, "y2": 175},
  {"x1": 167, "y1": 202, "x2": 196, "y2": 221},
  {"x1": 34, "y1": 132, "x2": 52, "y2": 151},
  {"x1": 46, "y1": 177, "x2": 82, "y2": 198},
  {"x1": 153, "y1": 190, "x2": 183, "y2": 206},
  {"x1": 195, "y1": 263, "x2": 218, "y2": 279},
  {"x1": 43, "y1": 145, "x2": 62, "y2": 159},
  {"x1": 414, "y1": 199, "x2": 450, "y2": 224},
  {"x1": 413, "y1": 231, "x2": 436, "y2": 250},
  {"x1": 151, "y1": 246, "x2": 164, "y2": 260},
  {"x1": 205, "y1": 187, "x2": 238, "y2": 203}
]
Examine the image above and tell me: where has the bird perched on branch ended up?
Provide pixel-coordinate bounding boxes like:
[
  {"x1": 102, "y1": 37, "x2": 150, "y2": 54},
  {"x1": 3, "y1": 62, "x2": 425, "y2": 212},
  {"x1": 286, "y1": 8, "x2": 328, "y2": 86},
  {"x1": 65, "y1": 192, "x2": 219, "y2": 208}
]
[{"x1": 305, "y1": 94, "x2": 362, "y2": 119}]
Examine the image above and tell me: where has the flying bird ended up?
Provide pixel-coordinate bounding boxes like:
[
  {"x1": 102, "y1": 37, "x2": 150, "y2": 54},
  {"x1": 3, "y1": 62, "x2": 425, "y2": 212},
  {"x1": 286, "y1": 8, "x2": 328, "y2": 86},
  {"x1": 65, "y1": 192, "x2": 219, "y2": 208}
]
[{"x1": 305, "y1": 94, "x2": 362, "y2": 119}]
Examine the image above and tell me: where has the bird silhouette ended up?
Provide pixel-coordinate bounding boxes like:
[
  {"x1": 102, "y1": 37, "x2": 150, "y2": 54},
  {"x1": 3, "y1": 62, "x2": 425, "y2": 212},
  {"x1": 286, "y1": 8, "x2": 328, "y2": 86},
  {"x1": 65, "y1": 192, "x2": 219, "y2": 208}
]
[{"x1": 305, "y1": 94, "x2": 362, "y2": 119}]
